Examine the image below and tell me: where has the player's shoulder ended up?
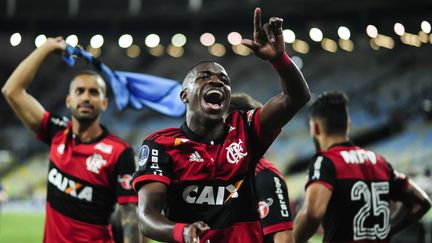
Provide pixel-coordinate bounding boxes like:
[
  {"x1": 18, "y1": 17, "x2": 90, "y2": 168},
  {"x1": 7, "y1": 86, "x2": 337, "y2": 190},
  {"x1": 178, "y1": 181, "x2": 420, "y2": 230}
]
[
  {"x1": 144, "y1": 127, "x2": 182, "y2": 145},
  {"x1": 103, "y1": 133, "x2": 131, "y2": 151},
  {"x1": 48, "y1": 112, "x2": 70, "y2": 128}
]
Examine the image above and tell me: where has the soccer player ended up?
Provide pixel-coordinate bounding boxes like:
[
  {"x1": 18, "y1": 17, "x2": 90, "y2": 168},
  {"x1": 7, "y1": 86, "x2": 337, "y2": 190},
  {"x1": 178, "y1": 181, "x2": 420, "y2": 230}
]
[
  {"x1": 2, "y1": 37, "x2": 141, "y2": 243},
  {"x1": 294, "y1": 91, "x2": 431, "y2": 243},
  {"x1": 131, "y1": 7, "x2": 310, "y2": 243},
  {"x1": 229, "y1": 93, "x2": 294, "y2": 243}
]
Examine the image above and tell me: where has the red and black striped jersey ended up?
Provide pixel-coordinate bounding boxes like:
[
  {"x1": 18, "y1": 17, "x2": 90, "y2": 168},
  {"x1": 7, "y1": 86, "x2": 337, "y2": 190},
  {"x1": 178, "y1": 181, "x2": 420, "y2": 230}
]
[
  {"x1": 306, "y1": 142, "x2": 408, "y2": 243},
  {"x1": 37, "y1": 112, "x2": 138, "y2": 243},
  {"x1": 255, "y1": 159, "x2": 293, "y2": 242},
  {"x1": 132, "y1": 108, "x2": 280, "y2": 243}
]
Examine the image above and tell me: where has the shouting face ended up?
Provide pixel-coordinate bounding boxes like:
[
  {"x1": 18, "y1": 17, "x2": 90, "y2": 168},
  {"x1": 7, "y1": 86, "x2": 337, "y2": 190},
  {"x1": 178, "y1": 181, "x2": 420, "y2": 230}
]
[
  {"x1": 181, "y1": 62, "x2": 231, "y2": 122},
  {"x1": 66, "y1": 74, "x2": 107, "y2": 123}
]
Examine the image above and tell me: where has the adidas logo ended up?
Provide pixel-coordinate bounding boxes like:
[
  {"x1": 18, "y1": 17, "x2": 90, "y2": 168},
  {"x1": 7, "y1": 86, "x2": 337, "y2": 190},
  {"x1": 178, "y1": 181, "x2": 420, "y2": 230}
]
[{"x1": 189, "y1": 151, "x2": 204, "y2": 163}]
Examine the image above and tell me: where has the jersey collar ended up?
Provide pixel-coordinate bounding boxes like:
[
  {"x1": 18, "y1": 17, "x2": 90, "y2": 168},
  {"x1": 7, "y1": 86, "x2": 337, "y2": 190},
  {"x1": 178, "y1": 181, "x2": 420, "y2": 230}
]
[
  {"x1": 328, "y1": 141, "x2": 354, "y2": 149},
  {"x1": 70, "y1": 125, "x2": 109, "y2": 145},
  {"x1": 180, "y1": 122, "x2": 227, "y2": 145}
]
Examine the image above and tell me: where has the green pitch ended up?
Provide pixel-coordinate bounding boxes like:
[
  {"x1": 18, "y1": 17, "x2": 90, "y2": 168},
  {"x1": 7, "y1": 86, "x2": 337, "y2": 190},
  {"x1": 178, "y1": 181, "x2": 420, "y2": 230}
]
[
  {"x1": 0, "y1": 212, "x2": 323, "y2": 243},
  {"x1": 0, "y1": 212, "x2": 45, "y2": 243}
]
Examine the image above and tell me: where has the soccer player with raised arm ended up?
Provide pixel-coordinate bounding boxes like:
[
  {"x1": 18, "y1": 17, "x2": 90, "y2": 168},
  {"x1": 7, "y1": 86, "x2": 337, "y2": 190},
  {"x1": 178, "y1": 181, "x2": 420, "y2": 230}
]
[
  {"x1": 131, "y1": 8, "x2": 310, "y2": 243},
  {"x1": 2, "y1": 37, "x2": 143, "y2": 243}
]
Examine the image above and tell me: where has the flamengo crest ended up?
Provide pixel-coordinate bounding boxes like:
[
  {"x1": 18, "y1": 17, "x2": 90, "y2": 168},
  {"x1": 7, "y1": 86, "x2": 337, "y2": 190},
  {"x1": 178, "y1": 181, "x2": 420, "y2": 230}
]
[
  {"x1": 86, "y1": 154, "x2": 107, "y2": 174},
  {"x1": 226, "y1": 139, "x2": 247, "y2": 164}
]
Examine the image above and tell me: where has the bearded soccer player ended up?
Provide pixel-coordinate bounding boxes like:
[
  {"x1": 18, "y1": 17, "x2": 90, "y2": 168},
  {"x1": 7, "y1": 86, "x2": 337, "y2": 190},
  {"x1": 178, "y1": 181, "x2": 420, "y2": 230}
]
[
  {"x1": 131, "y1": 8, "x2": 310, "y2": 243},
  {"x1": 229, "y1": 93, "x2": 294, "y2": 243},
  {"x1": 2, "y1": 37, "x2": 141, "y2": 243},
  {"x1": 294, "y1": 91, "x2": 431, "y2": 243}
]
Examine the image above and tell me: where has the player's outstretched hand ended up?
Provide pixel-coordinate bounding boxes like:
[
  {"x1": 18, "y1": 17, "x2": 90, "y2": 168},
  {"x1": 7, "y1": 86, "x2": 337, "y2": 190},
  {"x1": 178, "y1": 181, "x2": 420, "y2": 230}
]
[
  {"x1": 41, "y1": 36, "x2": 67, "y2": 53},
  {"x1": 241, "y1": 8, "x2": 285, "y2": 61},
  {"x1": 183, "y1": 221, "x2": 210, "y2": 243}
]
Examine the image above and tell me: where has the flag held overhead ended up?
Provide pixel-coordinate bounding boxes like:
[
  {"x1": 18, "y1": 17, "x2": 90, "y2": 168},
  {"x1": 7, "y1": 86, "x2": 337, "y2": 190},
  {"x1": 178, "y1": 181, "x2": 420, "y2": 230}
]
[{"x1": 62, "y1": 45, "x2": 185, "y2": 117}]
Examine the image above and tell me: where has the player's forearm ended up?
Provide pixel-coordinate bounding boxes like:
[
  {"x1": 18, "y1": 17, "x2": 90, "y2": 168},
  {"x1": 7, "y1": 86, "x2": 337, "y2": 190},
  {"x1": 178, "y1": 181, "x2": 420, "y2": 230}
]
[
  {"x1": 390, "y1": 199, "x2": 431, "y2": 236},
  {"x1": 294, "y1": 209, "x2": 320, "y2": 243},
  {"x1": 120, "y1": 203, "x2": 141, "y2": 243},
  {"x1": 270, "y1": 53, "x2": 310, "y2": 109},
  {"x1": 138, "y1": 209, "x2": 176, "y2": 242},
  {"x1": 2, "y1": 45, "x2": 53, "y2": 97}
]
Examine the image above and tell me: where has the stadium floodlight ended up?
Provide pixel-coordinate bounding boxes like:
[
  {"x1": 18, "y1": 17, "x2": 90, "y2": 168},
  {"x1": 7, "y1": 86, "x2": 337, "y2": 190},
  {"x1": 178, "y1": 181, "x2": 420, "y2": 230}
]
[
  {"x1": 118, "y1": 34, "x2": 133, "y2": 48},
  {"x1": 200, "y1": 33, "x2": 216, "y2": 46},
  {"x1": 127, "y1": 44, "x2": 141, "y2": 58},
  {"x1": 283, "y1": 29, "x2": 296, "y2": 43},
  {"x1": 66, "y1": 35, "x2": 78, "y2": 47},
  {"x1": 366, "y1": 25, "x2": 378, "y2": 38},
  {"x1": 90, "y1": 35, "x2": 104, "y2": 48},
  {"x1": 291, "y1": 56, "x2": 303, "y2": 69},
  {"x1": 167, "y1": 44, "x2": 184, "y2": 58},
  {"x1": 232, "y1": 44, "x2": 251, "y2": 56},
  {"x1": 35, "y1": 34, "x2": 47, "y2": 47},
  {"x1": 10, "y1": 33, "x2": 22, "y2": 47},
  {"x1": 338, "y1": 26, "x2": 351, "y2": 40},
  {"x1": 292, "y1": 40, "x2": 309, "y2": 54},
  {"x1": 394, "y1": 23, "x2": 405, "y2": 36},
  {"x1": 227, "y1": 32, "x2": 242, "y2": 45},
  {"x1": 209, "y1": 43, "x2": 225, "y2": 57},
  {"x1": 145, "y1": 34, "x2": 160, "y2": 48},
  {"x1": 149, "y1": 44, "x2": 165, "y2": 57},
  {"x1": 421, "y1": 21, "x2": 431, "y2": 34},
  {"x1": 309, "y1": 28, "x2": 323, "y2": 42},
  {"x1": 171, "y1": 33, "x2": 187, "y2": 47}
]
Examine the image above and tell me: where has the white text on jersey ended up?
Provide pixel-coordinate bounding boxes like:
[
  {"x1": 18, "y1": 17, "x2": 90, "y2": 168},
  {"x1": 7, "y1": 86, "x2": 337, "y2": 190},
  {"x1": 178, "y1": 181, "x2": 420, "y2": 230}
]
[{"x1": 48, "y1": 168, "x2": 93, "y2": 202}]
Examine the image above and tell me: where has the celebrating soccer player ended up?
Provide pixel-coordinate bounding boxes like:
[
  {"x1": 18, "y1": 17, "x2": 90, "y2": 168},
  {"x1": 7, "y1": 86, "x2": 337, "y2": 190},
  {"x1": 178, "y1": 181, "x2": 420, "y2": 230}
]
[
  {"x1": 2, "y1": 37, "x2": 143, "y2": 243},
  {"x1": 294, "y1": 91, "x2": 431, "y2": 243},
  {"x1": 131, "y1": 8, "x2": 310, "y2": 243}
]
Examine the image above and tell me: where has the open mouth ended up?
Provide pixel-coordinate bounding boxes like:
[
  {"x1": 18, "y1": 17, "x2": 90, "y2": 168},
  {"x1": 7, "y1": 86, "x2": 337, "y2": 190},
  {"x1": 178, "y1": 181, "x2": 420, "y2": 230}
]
[{"x1": 203, "y1": 89, "x2": 224, "y2": 110}]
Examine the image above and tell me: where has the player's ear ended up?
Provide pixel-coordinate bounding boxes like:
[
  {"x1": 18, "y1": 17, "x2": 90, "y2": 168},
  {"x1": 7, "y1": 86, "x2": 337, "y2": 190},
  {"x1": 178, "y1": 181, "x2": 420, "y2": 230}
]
[
  {"x1": 101, "y1": 97, "x2": 108, "y2": 111},
  {"x1": 66, "y1": 95, "x2": 71, "y2": 108},
  {"x1": 347, "y1": 117, "x2": 352, "y2": 133},
  {"x1": 310, "y1": 119, "x2": 321, "y2": 136},
  {"x1": 180, "y1": 89, "x2": 188, "y2": 104}
]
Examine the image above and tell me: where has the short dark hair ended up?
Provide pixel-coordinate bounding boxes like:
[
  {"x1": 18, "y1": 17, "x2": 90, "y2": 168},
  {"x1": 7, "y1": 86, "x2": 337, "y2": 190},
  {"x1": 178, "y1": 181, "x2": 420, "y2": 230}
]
[
  {"x1": 182, "y1": 61, "x2": 221, "y2": 89},
  {"x1": 71, "y1": 70, "x2": 107, "y2": 96},
  {"x1": 229, "y1": 92, "x2": 263, "y2": 113},
  {"x1": 309, "y1": 91, "x2": 349, "y2": 135}
]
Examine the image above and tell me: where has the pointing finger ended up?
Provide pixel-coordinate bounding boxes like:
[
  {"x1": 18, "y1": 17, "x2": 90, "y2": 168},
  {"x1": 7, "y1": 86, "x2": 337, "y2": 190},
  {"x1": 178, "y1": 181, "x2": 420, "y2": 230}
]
[{"x1": 253, "y1": 8, "x2": 262, "y2": 40}]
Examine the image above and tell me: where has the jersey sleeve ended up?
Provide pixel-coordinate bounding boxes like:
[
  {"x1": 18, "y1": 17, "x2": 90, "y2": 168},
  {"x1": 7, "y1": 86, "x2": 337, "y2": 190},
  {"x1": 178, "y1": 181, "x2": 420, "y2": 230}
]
[
  {"x1": 255, "y1": 169, "x2": 293, "y2": 235},
  {"x1": 386, "y1": 162, "x2": 409, "y2": 200},
  {"x1": 305, "y1": 155, "x2": 336, "y2": 190},
  {"x1": 114, "y1": 147, "x2": 138, "y2": 204},
  {"x1": 245, "y1": 108, "x2": 281, "y2": 155},
  {"x1": 131, "y1": 139, "x2": 173, "y2": 192},
  {"x1": 36, "y1": 111, "x2": 69, "y2": 144}
]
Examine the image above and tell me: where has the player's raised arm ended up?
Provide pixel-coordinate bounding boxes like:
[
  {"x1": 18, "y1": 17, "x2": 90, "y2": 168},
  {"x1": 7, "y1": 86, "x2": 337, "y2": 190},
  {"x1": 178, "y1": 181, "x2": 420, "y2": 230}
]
[
  {"x1": 241, "y1": 8, "x2": 310, "y2": 134},
  {"x1": 2, "y1": 37, "x2": 66, "y2": 134}
]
